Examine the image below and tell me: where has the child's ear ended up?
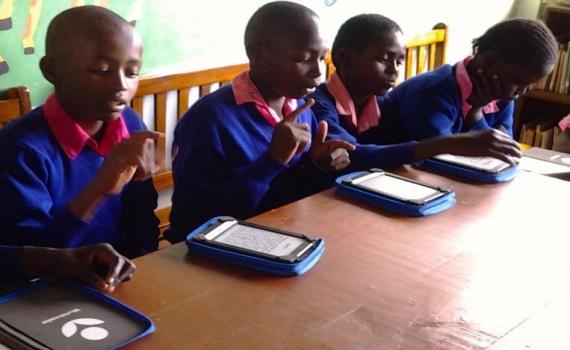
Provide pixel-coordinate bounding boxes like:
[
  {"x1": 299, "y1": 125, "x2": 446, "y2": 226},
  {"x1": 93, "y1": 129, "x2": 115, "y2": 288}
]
[
  {"x1": 333, "y1": 48, "x2": 350, "y2": 71},
  {"x1": 245, "y1": 43, "x2": 260, "y2": 65},
  {"x1": 39, "y1": 56, "x2": 57, "y2": 85}
]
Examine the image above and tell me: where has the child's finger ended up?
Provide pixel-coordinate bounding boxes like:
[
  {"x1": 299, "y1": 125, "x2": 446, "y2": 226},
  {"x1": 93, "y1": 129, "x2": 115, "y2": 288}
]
[
  {"x1": 313, "y1": 120, "x2": 328, "y2": 145},
  {"x1": 128, "y1": 131, "x2": 164, "y2": 144},
  {"x1": 116, "y1": 260, "x2": 136, "y2": 284},
  {"x1": 323, "y1": 139, "x2": 356, "y2": 151},
  {"x1": 73, "y1": 265, "x2": 109, "y2": 291},
  {"x1": 283, "y1": 98, "x2": 315, "y2": 123},
  {"x1": 488, "y1": 150, "x2": 517, "y2": 165}
]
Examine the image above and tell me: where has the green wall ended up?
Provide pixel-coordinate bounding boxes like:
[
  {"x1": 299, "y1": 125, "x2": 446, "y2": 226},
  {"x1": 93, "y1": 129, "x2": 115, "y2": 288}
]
[{"x1": 0, "y1": 0, "x2": 249, "y2": 106}]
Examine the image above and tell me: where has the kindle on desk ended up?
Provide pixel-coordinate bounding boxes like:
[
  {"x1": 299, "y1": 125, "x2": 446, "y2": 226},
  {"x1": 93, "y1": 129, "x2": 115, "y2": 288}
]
[
  {"x1": 335, "y1": 169, "x2": 456, "y2": 216},
  {"x1": 416, "y1": 154, "x2": 518, "y2": 183},
  {"x1": 186, "y1": 217, "x2": 325, "y2": 276}
]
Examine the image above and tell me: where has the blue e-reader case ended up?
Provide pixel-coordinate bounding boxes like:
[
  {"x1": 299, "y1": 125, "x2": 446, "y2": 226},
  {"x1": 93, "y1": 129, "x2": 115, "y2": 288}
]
[
  {"x1": 416, "y1": 157, "x2": 519, "y2": 183},
  {"x1": 185, "y1": 216, "x2": 325, "y2": 276},
  {"x1": 0, "y1": 280, "x2": 154, "y2": 350},
  {"x1": 335, "y1": 170, "x2": 456, "y2": 216}
]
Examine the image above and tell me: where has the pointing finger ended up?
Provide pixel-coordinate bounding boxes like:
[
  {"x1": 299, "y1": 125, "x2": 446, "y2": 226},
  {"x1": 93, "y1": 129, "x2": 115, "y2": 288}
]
[{"x1": 283, "y1": 98, "x2": 315, "y2": 123}]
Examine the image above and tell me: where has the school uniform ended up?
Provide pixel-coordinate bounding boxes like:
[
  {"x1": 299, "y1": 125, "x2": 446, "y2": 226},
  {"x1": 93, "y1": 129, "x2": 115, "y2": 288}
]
[
  {"x1": 0, "y1": 246, "x2": 23, "y2": 282},
  {"x1": 379, "y1": 56, "x2": 514, "y2": 142},
  {"x1": 0, "y1": 95, "x2": 159, "y2": 258},
  {"x1": 310, "y1": 72, "x2": 417, "y2": 170},
  {"x1": 168, "y1": 71, "x2": 331, "y2": 243}
]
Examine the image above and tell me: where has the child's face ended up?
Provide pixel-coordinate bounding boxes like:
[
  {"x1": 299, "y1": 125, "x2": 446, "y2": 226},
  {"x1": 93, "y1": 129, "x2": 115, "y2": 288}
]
[
  {"x1": 253, "y1": 17, "x2": 328, "y2": 100},
  {"x1": 51, "y1": 26, "x2": 142, "y2": 122},
  {"x1": 345, "y1": 31, "x2": 405, "y2": 97}
]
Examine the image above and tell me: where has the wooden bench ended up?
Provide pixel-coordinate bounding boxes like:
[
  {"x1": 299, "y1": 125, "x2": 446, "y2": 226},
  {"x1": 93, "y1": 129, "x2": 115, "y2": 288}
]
[
  {"x1": 0, "y1": 86, "x2": 31, "y2": 127},
  {"x1": 132, "y1": 63, "x2": 249, "y2": 232}
]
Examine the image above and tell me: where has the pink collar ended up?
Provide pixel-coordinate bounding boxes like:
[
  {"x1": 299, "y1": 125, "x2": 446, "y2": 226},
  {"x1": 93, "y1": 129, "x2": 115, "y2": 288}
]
[
  {"x1": 232, "y1": 71, "x2": 297, "y2": 126},
  {"x1": 326, "y1": 72, "x2": 380, "y2": 134},
  {"x1": 455, "y1": 56, "x2": 500, "y2": 118},
  {"x1": 43, "y1": 94, "x2": 130, "y2": 159}
]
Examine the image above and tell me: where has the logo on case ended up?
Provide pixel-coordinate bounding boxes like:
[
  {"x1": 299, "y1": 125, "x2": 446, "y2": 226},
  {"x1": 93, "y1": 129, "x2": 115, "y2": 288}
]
[{"x1": 61, "y1": 318, "x2": 109, "y2": 341}]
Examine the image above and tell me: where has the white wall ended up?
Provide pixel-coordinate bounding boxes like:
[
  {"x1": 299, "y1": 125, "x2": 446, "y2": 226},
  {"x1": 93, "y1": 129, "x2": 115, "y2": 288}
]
[{"x1": 147, "y1": 0, "x2": 535, "y2": 76}]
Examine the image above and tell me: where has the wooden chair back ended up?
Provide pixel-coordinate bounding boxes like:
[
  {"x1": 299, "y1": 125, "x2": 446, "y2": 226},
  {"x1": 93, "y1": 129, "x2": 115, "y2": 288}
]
[
  {"x1": 403, "y1": 23, "x2": 448, "y2": 80},
  {"x1": 132, "y1": 63, "x2": 249, "y2": 231},
  {"x1": 0, "y1": 86, "x2": 31, "y2": 127}
]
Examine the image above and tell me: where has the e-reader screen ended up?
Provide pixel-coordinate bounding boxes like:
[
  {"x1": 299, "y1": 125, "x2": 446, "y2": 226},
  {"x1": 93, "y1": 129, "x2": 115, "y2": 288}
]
[
  {"x1": 350, "y1": 172, "x2": 444, "y2": 203},
  {"x1": 434, "y1": 154, "x2": 510, "y2": 173},
  {"x1": 199, "y1": 220, "x2": 314, "y2": 261}
]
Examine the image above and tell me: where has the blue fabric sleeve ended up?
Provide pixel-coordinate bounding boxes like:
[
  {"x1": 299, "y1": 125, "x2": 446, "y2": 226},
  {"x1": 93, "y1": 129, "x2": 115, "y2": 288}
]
[
  {"x1": 169, "y1": 108, "x2": 288, "y2": 241},
  {"x1": 466, "y1": 115, "x2": 492, "y2": 132},
  {"x1": 118, "y1": 178, "x2": 159, "y2": 258},
  {"x1": 0, "y1": 246, "x2": 24, "y2": 282},
  {"x1": 465, "y1": 101, "x2": 514, "y2": 136},
  {"x1": 491, "y1": 101, "x2": 514, "y2": 136},
  {"x1": 404, "y1": 93, "x2": 461, "y2": 139},
  {"x1": 0, "y1": 144, "x2": 91, "y2": 247},
  {"x1": 310, "y1": 93, "x2": 417, "y2": 170}
]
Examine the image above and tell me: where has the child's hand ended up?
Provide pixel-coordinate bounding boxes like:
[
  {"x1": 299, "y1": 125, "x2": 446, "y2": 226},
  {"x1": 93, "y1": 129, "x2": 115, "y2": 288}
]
[
  {"x1": 469, "y1": 68, "x2": 503, "y2": 108},
  {"x1": 310, "y1": 120, "x2": 356, "y2": 171},
  {"x1": 268, "y1": 100, "x2": 315, "y2": 165},
  {"x1": 94, "y1": 131, "x2": 162, "y2": 195},
  {"x1": 23, "y1": 243, "x2": 136, "y2": 293},
  {"x1": 450, "y1": 129, "x2": 522, "y2": 165}
]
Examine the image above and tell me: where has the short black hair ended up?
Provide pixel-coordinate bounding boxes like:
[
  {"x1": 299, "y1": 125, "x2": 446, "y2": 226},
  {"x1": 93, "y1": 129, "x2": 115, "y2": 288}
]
[
  {"x1": 473, "y1": 18, "x2": 558, "y2": 68},
  {"x1": 332, "y1": 14, "x2": 402, "y2": 68},
  {"x1": 244, "y1": 1, "x2": 318, "y2": 57},
  {"x1": 45, "y1": 5, "x2": 131, "y2": 58}
]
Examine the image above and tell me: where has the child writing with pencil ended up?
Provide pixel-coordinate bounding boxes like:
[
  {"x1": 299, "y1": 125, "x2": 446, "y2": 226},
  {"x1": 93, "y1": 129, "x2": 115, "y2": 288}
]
[
  {"x1": 0, "y1": 6, "x2": 160, "y2": 258},
  {"x1": 168, "y1": 1, "x2": 355, "y2": 242}
]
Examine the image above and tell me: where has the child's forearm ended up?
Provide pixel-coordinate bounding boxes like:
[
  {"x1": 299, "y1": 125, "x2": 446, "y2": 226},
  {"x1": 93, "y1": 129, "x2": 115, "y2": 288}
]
[
  {"x1": 68, "y1": 182, "x2": 108, "y2": 221},
  {"x1": 413, "y1": 137, "x2": 454, "y2": 160}
]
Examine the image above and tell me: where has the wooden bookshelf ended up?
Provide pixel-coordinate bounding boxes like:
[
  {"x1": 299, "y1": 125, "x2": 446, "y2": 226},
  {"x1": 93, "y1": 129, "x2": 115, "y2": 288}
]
[{"x1": 513, "y1": 5, "x2": 570, "y2": 141}]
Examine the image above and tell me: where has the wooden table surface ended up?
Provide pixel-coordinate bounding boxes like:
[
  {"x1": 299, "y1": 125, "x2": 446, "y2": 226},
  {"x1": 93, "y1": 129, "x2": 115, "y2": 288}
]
[{"x1": 117, "y1": 167, "x2": 570, "y2": 350}]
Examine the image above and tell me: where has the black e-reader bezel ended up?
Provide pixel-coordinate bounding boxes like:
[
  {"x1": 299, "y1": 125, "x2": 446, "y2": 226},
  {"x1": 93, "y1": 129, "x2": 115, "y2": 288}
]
[
  {"x1": 191, "y1": 217, "x2": 319, "y2": 263},
  {"x1": 341, "y1": 169, "x2": 450, "y2": 206}
]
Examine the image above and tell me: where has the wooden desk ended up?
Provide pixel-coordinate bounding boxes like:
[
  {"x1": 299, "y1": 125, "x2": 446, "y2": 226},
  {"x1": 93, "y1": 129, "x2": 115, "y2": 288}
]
[{"x1": 118, "y1": 168, "x2": 570, "y2": 349}]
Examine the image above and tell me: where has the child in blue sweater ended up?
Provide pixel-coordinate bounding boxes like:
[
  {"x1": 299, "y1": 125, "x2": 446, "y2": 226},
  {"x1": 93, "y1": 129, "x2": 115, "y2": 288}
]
[
  {"x1": 379, "y1": 18, "x2": 558, "y2": 143},
  {"x1": 0, "y1": 244, "x2": 135, "y2": 293},
  {"x1": 311, "y1": 14, "x2": 523, "y2": 169},
  {"x1": 0, "y1": 6, "x2": 160, "y2": 258},
  {"x1": 168, "y1": 1, "x2": 355, "y2": 242}
]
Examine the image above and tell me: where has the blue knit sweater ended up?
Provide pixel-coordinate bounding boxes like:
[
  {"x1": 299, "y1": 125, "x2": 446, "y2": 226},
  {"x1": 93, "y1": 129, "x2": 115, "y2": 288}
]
[
  {"x1": 378, "y1": 63, "x2": 514, "y2": 143},
  {"x1": 0, "y1": 107, "x2": 159, "y2": 258},
  {"x1": 310, "y1": 84, "x2": 417, "y2": 170},
  {"x1": 168, "y1": 85, "x2": 333, "y2": 242}
]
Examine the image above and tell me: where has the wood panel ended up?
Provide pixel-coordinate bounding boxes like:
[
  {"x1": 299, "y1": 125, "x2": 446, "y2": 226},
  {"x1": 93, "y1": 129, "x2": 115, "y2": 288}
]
[
  {"x1": 0, "y1": 86, "x2": 31, "y2": 125},
  {"x1": 116, "y1": 168, "x2": 570, "y2": 349}
]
